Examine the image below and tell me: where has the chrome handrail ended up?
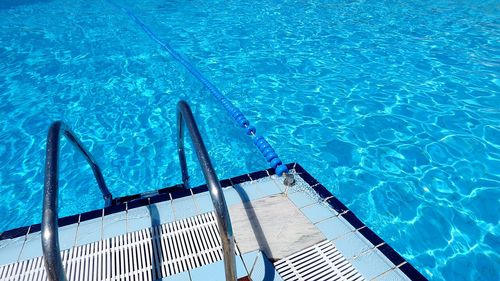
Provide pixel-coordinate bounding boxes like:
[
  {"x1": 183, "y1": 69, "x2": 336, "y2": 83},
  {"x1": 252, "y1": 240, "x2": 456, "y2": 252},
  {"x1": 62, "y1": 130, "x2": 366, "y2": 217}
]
[
  {"x1": 177, "y1": 100, "x2": 236, "y2": 281},
  {"x1": 42, "y1": 121, "x2": 113, "y2": 281}
]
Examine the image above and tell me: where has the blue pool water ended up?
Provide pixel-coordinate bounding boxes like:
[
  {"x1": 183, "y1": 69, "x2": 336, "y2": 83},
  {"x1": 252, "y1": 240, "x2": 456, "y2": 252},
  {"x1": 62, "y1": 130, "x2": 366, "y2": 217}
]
[{"x1": 0, "y1": 0, "x2": 499, "y2": 279}]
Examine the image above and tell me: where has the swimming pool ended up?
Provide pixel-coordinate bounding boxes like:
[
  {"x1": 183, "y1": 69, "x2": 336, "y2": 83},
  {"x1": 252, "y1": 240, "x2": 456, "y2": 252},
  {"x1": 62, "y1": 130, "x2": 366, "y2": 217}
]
[{"x1": 0, "y1": 0, "x2": 498, "y2": 280}]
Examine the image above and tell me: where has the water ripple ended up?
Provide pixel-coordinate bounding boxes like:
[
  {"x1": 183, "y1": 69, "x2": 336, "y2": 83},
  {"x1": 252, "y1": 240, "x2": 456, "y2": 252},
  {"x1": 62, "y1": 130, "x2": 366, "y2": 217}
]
[{"x1": 0, "y1": 0, "x2": 499, "y2": 280}]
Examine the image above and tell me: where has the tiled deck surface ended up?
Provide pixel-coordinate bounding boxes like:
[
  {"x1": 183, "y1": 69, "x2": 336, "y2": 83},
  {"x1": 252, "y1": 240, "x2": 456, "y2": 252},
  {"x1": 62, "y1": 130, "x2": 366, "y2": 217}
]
[{"x1": 0, "y1": 163, "x2": 426, "y2": 280}]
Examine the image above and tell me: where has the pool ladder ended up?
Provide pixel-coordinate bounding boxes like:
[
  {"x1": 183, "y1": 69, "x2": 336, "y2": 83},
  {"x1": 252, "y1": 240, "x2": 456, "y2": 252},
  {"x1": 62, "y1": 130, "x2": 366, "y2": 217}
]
[{"x1": 41, "y1": 100, "x2": 236, "y2": 281}]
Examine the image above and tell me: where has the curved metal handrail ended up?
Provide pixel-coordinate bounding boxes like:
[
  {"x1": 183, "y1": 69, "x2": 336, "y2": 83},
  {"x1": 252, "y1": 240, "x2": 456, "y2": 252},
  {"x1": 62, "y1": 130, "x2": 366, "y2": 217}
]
[
  {"x1": 177, "y1": 100, "x2": 236, "y2": 281},
  {"x1": 42, "y1": 121, "x2": 113, "y2": 281}
]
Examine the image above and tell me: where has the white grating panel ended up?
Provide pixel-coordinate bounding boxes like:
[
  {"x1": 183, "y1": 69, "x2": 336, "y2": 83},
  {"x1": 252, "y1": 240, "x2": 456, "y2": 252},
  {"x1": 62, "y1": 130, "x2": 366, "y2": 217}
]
[
  {"x1": 274, "y1": 240, "x2": 365, "y2": 281},
  {"x1": 0, "y1": 212, "x2": 235, "y2": 281}
]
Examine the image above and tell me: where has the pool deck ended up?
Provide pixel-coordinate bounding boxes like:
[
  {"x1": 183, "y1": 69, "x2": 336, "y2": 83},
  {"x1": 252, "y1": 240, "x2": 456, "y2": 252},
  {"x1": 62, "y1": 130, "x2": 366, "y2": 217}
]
[{"x1": 0, "y1": 163, "x2": 426, "y2": 280}]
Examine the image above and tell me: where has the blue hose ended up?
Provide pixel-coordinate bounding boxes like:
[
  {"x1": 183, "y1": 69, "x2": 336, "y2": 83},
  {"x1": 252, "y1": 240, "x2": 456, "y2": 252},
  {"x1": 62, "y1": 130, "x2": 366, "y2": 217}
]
[{"x1": 106, "y1": 0, "x2": 289, "y2": 176}]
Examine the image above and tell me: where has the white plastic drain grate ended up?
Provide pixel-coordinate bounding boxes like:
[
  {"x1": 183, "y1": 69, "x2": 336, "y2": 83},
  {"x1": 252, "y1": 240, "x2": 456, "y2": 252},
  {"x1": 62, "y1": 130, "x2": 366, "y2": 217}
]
[
  {"x1": 0, "y1": 212, "x2": 233, "y2": 281},
  {"x1": 274, "y1": 240, "x2": 365, "y2": 281}
]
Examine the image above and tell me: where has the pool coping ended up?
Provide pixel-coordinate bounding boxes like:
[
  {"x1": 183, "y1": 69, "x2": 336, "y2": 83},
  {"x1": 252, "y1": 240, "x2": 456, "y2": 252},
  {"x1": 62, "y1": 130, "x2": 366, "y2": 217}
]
[{"x1": 0, "y1": 162, "x2": 426, "y2": 280}]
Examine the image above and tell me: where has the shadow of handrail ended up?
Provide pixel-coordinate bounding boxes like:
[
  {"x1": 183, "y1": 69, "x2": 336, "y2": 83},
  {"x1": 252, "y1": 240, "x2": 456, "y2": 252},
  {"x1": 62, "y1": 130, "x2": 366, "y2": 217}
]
[
  {"x1": 233, "y1": 184, "x2": 276, "y2": 280},
  {"x1": 149, "y1": 203, "x2": 164, "y2": 279}
]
